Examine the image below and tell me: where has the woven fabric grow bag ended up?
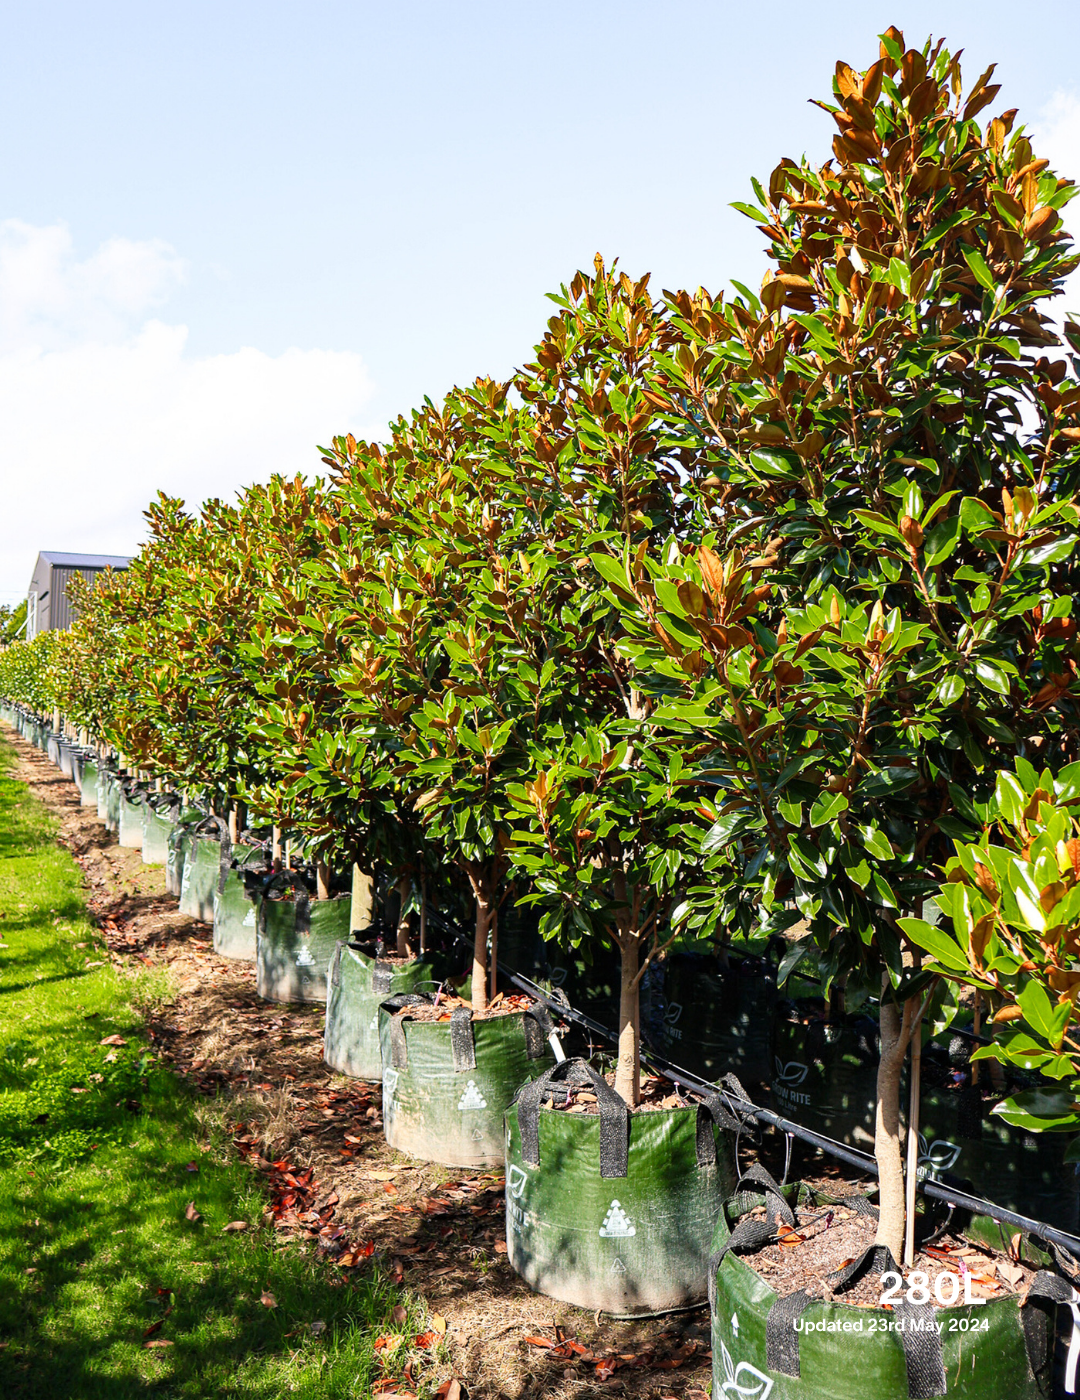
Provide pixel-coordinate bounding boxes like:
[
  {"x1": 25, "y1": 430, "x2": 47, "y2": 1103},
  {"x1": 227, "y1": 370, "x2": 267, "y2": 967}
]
[
  {"x1": 211, "y1": 844, "x2": 265, "y2": 960},
  {"x1": 179, "y1": 824, "x2": 226, "y2": 922},
  {"x1": 118, "y1": 789, "x2": 145, "y2": 850},
  {"x1": 771, "y1": 1002, "x2": 884, "y2": 1149},
  {"x1": 709, "y1": 1165, "x2": 1068, "y2": 1400},
  {"x1": 57, "y1": 740, "x2": 76, "y2": 779},
  {"x1": 141, "y1": 803, "x2": 177, "y2": 866},
  {"x1": 379, "y1": 997, "x2": 555, "y2": 1169},
  {"x1": 104, "y1": 774, "x2": 121, "y2": 833},
  {"x1": 96, "y1": 767, "x2": 114, "y2": 822},
  {"x1": 77, "y1": 756, "x2": 99, "y2": 809},
  {"x1": 504, "y1": 1058, "x2": 739, "y2": 1316},
  {"x1": 256, "y1": 888, "x2": 350, "y2": 1003},
  {"x1": 165, "y1": 811, "x2": 205, "y2": 896},
  {"x1": 324, "y1": 944, "x2": 443, "y2": 1080},
  {"x1": 645, "y1": 949, "x2": 779, "y2": 1085}
]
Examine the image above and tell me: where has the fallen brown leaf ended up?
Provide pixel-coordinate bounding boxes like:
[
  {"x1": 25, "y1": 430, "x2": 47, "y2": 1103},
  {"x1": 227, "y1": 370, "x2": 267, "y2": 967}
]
[
  {"x1": 100, "y1": 1035, "x2": 127, "y2": 1046},
  {"x1": 431, "y1": 1313, "x2": 447, "y2": 1334},
  {"x1": 260, "y1": 1291, "x2": 278, "y2": 1308},
  {"x1": 143, "y1": 1339, "x2": 172, "y2": 1349},
  {"x1": 221, "y1": 1221, "x2": 248, "y2": 1233},
  {"x1": 184, "y1": 1201, "x2": 201, "y2": 1223},
  {"x1": 392, "y1": 1304, "x2": 407, "y2": 1325}
]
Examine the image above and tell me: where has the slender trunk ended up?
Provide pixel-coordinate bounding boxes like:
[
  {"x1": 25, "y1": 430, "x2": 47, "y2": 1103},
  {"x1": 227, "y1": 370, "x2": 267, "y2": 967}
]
[
  {"x1": 903, "y1": 1003, "x2": 923, "y2": 1266},
  {"x1": 471, "y1": 896, "x2": 490, "y2": 1012},
  {"x1": 614, "y1": 935, "x2": 641, "y2": 1107},
  {"x1": 316, "y1": 861, "x2": 331, "y2": 901},
  {"x1": 229, "y1": 807, "x2": 239, "y2": 845},
  {"x1": 395, "y1": 875, "x2": 413, "y2": 957},
  {"x1": 489, "y1": 904, "x2": 498, "y2": 1003},
  {"x1": 272, "y1": 826, "x2": 282, "y2": 864},
  {"x1": 875, "y1": 993, "x2": 908, "y2": 1261},
  {"x1": 419, "y1": 869, "x2": 427, "y2": 954},
  {"x1": 350, "y1": 864, "x2": 372, "y2": 934}
]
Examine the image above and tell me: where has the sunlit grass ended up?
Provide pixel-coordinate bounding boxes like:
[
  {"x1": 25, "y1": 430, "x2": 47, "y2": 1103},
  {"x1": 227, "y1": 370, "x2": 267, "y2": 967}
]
[{"x1": 0, "y1": 732, "x2": 426, "y2": 1398}]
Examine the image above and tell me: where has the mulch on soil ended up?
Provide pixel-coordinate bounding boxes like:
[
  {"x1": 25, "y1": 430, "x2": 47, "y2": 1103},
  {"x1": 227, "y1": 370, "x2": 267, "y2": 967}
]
[
  {"x1": 744, "y1": 1200, "x2": 1036, "y2": 1307},
  {"x1": 10, "y1": 732, "x2": 717, "y2": 1400}
]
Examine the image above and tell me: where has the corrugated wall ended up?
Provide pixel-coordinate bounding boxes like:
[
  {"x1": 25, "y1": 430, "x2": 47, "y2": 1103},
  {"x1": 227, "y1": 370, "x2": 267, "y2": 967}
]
[{"x1": 49, "y1": 567, "x2": 99, "y2": 630}]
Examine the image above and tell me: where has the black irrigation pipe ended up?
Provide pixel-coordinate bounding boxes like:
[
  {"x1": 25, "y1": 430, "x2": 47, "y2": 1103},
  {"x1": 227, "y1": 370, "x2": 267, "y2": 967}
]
[{"x1": 497, "y1": 961, "x2": 1080, "y2": 1263}]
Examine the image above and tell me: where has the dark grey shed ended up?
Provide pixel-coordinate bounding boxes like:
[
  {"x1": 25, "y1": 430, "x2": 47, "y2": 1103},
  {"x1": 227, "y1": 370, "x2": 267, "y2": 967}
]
[{"x1": 26, "y1": 551, "x2": 131, "y2": 639}]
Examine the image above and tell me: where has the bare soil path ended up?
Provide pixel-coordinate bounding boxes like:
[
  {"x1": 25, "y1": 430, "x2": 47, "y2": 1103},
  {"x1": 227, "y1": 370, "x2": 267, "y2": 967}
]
[{"x1": 9, "y1": 730, "x2": 713, "y2": 1400}]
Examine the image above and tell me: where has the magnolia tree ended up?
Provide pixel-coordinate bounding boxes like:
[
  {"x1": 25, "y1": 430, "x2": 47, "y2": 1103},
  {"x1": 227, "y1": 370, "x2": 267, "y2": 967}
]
[
  {"x1": 901, "y1": 759, "x2": 1080, "y2": 1135},
  {"x1": 606, "y1": 31, "x2": 1080, "y2": 1256},
  {"x1": 482, "y1": 260, "x2": 715, "y2": 1105}
]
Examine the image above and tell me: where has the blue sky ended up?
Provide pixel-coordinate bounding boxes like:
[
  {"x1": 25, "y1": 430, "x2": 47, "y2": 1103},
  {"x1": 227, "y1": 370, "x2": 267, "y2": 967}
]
[{"x1": 3, "y1": 1, "x2": 1080, "y2": 597}]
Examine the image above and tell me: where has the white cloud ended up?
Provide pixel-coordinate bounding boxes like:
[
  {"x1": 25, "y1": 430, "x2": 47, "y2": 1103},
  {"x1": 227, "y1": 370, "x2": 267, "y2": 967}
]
[
  {"x1": 1031, "y1": 93, "x2": 1080, "y2": 318},
  {"x1": 0, "y1": 223, "x2": 373, "y2": 598}
]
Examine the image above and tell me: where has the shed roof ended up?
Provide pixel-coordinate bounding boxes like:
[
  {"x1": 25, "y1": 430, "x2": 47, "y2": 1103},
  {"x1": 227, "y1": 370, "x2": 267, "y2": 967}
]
[{"x1": 37, "y1": 551, "x2": 132, "y2": 569}]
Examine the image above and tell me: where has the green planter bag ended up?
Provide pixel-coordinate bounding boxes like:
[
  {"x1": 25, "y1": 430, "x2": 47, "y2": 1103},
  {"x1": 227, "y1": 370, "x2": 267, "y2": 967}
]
[
  {"x1": 709, "y1": 1164, "x2": 1068, "y2": 1400},
  {"x1": 379, "y1": 995, "x2": 555, "y2": 1169},
  {"x1": 212, "y1": 843, "x2": 266, "y2": 960},
  {"x1": 771, "y1": 1002, "x2": 884, "y2": 1149},
  {"x1": 256, "y1": 883, "x2": 350, "y2": 1003},
  {"x1": 324, "y1": 943, "x2": 443, "y2": 1080},
  {"x1": 505, "y1": 1058, "x2": 738, "y2": 1316},
  {"x1": 118, "y1": 787, "x2": 146, "y2": 850},
  {"x1": 77, "y1": 756, "x2": 99, "y2": 809},
  {"x1": 96, "y1": 766, "x2": 114, "y2": 823},
  {"x1": 104, "y1": 773, "x2": 121, "y2": 833},
  {"x1": 141, "y1": 800, "x2": 177, "y2": 866},
  {"x1": 179, "y1": 822, "x2": 225, "y2": 922}
]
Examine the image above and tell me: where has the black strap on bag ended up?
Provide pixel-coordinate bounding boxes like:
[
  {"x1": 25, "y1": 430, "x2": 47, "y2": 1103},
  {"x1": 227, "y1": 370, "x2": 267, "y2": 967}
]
[
  {"x1": 1021, "y1": 1269, "x2": 1079, "y2": 1390},
  {"x1": 694, "y1": 1090, "x2": 746, "y2": 1167},
  {"x1": 522, "y1": 1001, "x2": 556, "y2": 1060},
  {"x1": 516, "y1": 1058, "x2": 629, "y2": 1179},
  {"x1": 380, "y1": 992, "x2": 433, "y2": 1069},
  {"x1": 215, "y1": 818, "x2": 234, "y2": 897},
  {"x1": 378, "y1": 992, "x2": 476, "y2": 1072}
]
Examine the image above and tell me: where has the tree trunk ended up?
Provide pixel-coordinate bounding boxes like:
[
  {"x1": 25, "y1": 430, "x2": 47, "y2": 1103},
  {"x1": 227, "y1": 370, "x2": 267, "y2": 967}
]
[
  {"x1": 396, "y1": 876, "x2": 413, "y2": 957},
  {"x1": 350, "y1": 864, "x2": 372, "y2": 934},
  {"x1": 229, "y1": 807, "x2": 239, "y2": 845},
  {"x1": 471, "y1": 891, "x2": 490, "y2": 1012},
  {"x1": 316, "y1": 861, "x2": 331, "y2": 901},
  {"x1": 614, "y1": 935, "x2": 641, "y2": 1107},
  {"x1": 875, "y1": 994, "x2": 908, "y2": 1262},
  {"x1": 489, "y1": 905, "x2": 499, "y2": 1002},
  {"x1": 272, "y1": 826, "x2": 282, "y2": 864}
]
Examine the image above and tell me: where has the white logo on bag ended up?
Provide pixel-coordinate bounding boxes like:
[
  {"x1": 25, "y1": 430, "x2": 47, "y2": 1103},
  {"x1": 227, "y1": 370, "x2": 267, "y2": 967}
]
[
  {"x1": 719, "y1": 1336, "x2": 773, "y2": 1400},
  {"x1": 295, "y1": 945, "x2": 316, "y2": 967},
  {"x1": 369, "y1": 1013, "x2": 379, "y2": 1032},
  {"x1": 665, "y1": 1003, "x2": 683, "y2": 1026},
  {"x1": 548, "y1": 966, "x2": 568, "y2": 987},
  {"x1": 610, "y1": 1257, "x2": 627, "y2": 1275},
  {"x1": 508, "y1": 1166, "x2": 528, "y2": 1200},
  {"x1": 772, "y1": 1057, "x2": 811, "y2": 1106},
  {"x1": 917, "y1": 1134, "x2": 962, "y2": 1171},
  {"x1": 383, "y1": 1068, "x2": 399, "y2": 1097},
  {"x1": 599, "y1": 1201, "x2": 636, "y2": 1238},
  {"x1": 457, "y1": 1080, "x2": 487, "y2": 1110},
  {"x1": 774, "y1": 1057, "x2": 808, "y2": 1086},
  {"x1": 242, "y1": 907, "x2": 256, "y2": 928}
]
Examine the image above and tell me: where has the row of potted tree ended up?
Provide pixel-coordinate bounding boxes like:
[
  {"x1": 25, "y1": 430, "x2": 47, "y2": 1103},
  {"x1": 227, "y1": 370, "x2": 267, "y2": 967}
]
[{"x1": 4, "y1": 26, "x2": 1080, "y2": 1394}]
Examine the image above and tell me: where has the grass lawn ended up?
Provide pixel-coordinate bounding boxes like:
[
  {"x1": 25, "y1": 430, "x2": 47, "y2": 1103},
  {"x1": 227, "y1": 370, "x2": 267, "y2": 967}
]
[{"x1": 0, "y1": 731, "x2": 423, "y2": 1398}]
